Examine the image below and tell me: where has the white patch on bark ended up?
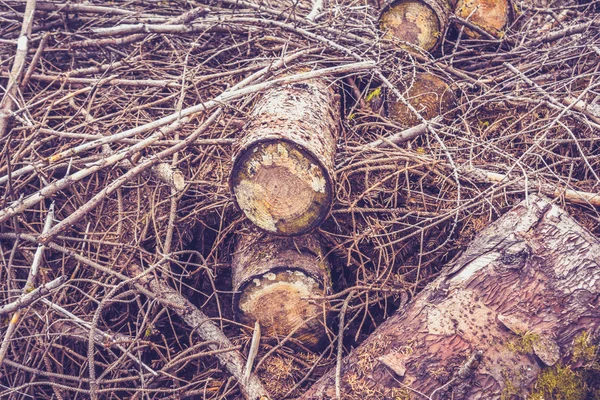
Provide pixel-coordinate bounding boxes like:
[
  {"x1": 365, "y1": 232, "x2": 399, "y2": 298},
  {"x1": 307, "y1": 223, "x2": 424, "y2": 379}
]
[
  {"x1": 449, "y1": 251, "x2": 501, "y2": 284},
  {"x1": 310, "y1": 164, "x2": 326, "y2": 193},
  {"x1": 264, "y1": 272, "x2": 276, "y2": 280}
]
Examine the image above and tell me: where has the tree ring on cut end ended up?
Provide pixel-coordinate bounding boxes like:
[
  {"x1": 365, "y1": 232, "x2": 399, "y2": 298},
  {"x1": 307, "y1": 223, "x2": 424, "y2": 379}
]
[
  {"x1": 231, "y1": 139, "x2": 333, "y2": 236},
  {"x1": 379, "y1": 0, "x2": 442, "y2": 52},
  {"x1": 387, "y1": 72, "x2": 456, "y2": 127},
  {"x1": 233, "y1": 267, "x2": 327, "y2": 349}
]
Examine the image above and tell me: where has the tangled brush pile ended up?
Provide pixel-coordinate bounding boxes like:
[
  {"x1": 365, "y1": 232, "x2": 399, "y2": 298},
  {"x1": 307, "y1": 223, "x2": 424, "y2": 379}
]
[{"x1": 0, "y1": 0, "x2": 599, "y2": 398}]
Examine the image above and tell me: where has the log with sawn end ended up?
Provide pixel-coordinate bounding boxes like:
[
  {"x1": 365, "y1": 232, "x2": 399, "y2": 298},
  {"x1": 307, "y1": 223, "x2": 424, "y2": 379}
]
[
  {"x1": 232, "y1": 228, "x2": 332, "y2": 349},
  {"x1": 379, "y1": 0, "x2": 449, "y2": 52},
  {"x1": 230, "y1": 77, "x2": 339, "y2": 236}
]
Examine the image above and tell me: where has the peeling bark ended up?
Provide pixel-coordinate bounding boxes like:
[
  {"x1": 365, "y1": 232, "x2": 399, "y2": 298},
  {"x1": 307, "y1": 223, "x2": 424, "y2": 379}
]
[
  {"x1": 232, "y1": 229, "x2": 332, "y2": 349},
  {"x1": 301, "y1": 195, "x2": 600, "y2": 399},
  {"x1": 230, "y1": 78, "x2": 339, "y2": 236}
]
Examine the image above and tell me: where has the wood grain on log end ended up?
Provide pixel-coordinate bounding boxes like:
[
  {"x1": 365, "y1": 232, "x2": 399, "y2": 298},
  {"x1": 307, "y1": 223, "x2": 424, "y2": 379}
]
[
  {"x1": 231, "y1": 78, "x2": 339, "y2": 236},
  {"x1": 233, "y1": 231, "x2": 331, "y2": 349},
  {"x1": 388, "y1": 72, "x2": 456, "y2": 127},
  {"x1": 455, "y1": 0, "x2": 510, "y2": 38},
  {"x1": 231, "y1": 140, "x2": 332, "y2": 236},
  {"x1": 379, "y1": 0, "x2": 448, "y2": 52}
]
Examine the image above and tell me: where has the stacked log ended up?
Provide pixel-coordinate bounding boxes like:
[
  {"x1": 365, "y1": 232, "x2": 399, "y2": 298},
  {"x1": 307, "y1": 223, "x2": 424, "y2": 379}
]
[
  {"x1": 232, "y1": 229, "x2": 331, "y2": 349},
  {"x1": 229, "y1": 77, "x2": 338, "y2": 347},
  {"x1": 230, "y1": 78, "x2": 339, "y2": 237}
]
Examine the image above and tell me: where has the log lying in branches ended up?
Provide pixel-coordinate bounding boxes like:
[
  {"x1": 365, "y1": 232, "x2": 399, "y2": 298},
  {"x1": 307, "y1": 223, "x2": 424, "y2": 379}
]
[
  {"x1": 232, "y1": 229, "x2": 331, "y2": 349},
  {"x1": 230, "y1": 78, "x2": 339, "y2": 236},
  {"x1": 388, "y1": 72, "x2": 456, "y2": 127},
  {"x1": 454, "y1": 0, "x2": 511, "y2": 39},
  {"x1": 302, "y1": 195, "x2": 600, "y2": 399},
  {"x1": 379, "y1": 0, "x2": 449, "y2": 52}
]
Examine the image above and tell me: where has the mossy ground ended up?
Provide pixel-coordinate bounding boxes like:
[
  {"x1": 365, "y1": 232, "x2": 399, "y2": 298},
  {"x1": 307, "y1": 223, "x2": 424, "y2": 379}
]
[{"x1": 529, "y1": 332, "x2": 600, "y2": 400}]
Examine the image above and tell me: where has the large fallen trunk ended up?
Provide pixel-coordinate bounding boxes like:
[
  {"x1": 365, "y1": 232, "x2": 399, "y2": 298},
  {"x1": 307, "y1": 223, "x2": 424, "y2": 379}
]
[
  {"x1": 302, "y1": 195, "x2": 600, "y2": 399},
  {"x1": 230, "y1": 77, "x2": 339, "y2": 236},
  {"x1": 232, "y1": 229, "x2": 332, "y2": 349}
]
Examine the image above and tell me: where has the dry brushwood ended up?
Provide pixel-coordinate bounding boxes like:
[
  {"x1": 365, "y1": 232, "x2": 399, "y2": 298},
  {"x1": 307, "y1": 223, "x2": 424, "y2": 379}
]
[{"x1": 1, "y1": 0, "x2": 600, "y2": 398}]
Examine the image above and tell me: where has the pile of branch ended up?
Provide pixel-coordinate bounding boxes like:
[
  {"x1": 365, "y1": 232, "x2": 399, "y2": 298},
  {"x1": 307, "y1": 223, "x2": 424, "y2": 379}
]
[{"x1": 0, "y1": 0, "x2": 599, "y2": 398}]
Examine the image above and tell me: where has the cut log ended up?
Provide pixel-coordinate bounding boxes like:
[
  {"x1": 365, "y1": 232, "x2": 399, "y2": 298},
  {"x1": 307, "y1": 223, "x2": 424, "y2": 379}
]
[
  {"x1": 454, "y1": 0, "x2": 511, "y2": 39},
  {"x1": 301, "y1": 195, "x2": 600, "y2": 399},
  {"x1": 379, "y1": 0, "x2": 449, "y2": 52},
  {"x1": 230, "y1": 78, "x2": 339, "y2": 236},
  {"x1": 232, "y1": 229, "x2": 332, "y2": 349},
  {"x1": 388, "y1": 72, "x2": 456, "y2": 127}
]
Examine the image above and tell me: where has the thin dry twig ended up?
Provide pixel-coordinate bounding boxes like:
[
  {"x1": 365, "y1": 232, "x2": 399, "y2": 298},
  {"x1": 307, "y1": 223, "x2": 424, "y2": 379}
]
[
  {"x1": 0, "y1": 275, "x2": 66, "y2": 316},
  {"x1": 0, "y1": 201, "x2": 53, "y2": 366}
]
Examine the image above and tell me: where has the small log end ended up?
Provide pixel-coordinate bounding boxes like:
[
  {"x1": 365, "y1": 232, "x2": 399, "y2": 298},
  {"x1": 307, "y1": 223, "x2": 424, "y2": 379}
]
[
  {"x1": 235, "y1": 269, "x2": 328, "y2": 348},
  {"x1": 231, "y1": 140, "x2": 332, "y2": 236},
  {"x1": 380, "y1": 0, "x2": 443, "y2": 52},
  {"x1": 388, "y1": 73, "x2": 456, "y2": 127},
  {"x1": 455, "y1": 0, "x2": 510, "y2": 38}
]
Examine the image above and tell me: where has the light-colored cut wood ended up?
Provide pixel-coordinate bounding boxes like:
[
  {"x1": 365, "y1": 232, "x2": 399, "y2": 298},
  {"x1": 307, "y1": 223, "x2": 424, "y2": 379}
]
[
  {"x1": 379, "y1": 0, "x2": 449, "y2": 52},
  {"x1": 232, "y1": 230, "x2": 332, "y2": 349},
  {"x1": 455, "y1": 0, "x2": 510, "y2": 38},
  {"x1": 230, "y1": 78, "x2": 339, "y2": 236}
]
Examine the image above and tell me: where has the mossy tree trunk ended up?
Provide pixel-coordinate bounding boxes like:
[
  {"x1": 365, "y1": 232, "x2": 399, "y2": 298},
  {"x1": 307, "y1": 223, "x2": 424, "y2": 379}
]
[
  {"x1": 301, "y1": 195, "x2": 600, "y2": 399},
  {"x1": 229, "y1": 78, "x2": 339, "y2": 236},
  {"x1": 232, "y1": 228, "x2": 332, "y2": 349}
]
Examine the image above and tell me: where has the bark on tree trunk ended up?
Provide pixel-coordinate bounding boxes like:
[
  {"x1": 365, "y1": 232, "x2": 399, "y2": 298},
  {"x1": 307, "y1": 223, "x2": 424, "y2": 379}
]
[
  {"x1": 379, "y1": 0, "x2": 449, "y2": 52},
  {"x1": 301, "y1": 195, "x2": 600, "y2": 399},
  {"x1": 232, "y1": 229, "x2": 332, "y2": 349},
  {"x1": 229, "y1": 78, "x2": 339, "y2": 236}
]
